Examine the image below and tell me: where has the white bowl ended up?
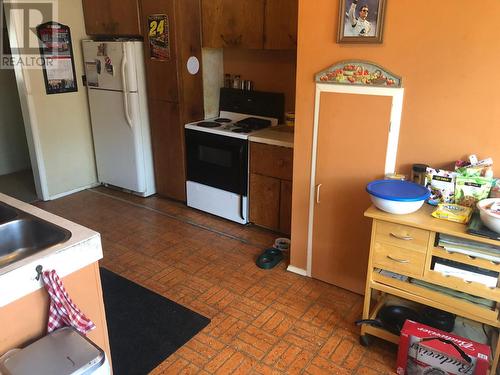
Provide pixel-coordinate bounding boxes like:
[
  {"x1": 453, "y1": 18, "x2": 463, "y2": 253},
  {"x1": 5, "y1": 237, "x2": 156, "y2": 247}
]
[
  {"x1": 477, "y1": 198, "x2": 500, "y2": 234},
  {"x1": 369, "y1": 195, "x2": 426, "y2": 215}
]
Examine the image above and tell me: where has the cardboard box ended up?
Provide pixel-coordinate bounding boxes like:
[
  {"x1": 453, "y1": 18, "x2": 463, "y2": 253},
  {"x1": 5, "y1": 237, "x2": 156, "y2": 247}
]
[{"x1": 397, "y1": 320, "x2": 490, "y2": 375}]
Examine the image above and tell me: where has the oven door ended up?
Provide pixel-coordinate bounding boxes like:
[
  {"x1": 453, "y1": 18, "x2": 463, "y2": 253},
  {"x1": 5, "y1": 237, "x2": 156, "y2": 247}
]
[{"x1": 185, "y1": 129, "x2": 248, "y2": 195}]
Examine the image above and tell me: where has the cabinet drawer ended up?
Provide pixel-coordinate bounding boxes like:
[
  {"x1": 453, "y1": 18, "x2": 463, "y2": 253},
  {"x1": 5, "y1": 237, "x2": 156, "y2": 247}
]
[
  {"x1": 424, "y1": 270, "x2": 500, "y2": 302},
  {"x1": 375, "y1": 221, "x2": 430, "y2": 252},
  {"x1": 250, "y1": 142, "x2": 293, "y2": 180},
  {"x1": 373, "y1": 242, "x2": 426, "y2": 277},
  {"x1": 433, "y1": 247, "x2": 500, "y2": 273}
]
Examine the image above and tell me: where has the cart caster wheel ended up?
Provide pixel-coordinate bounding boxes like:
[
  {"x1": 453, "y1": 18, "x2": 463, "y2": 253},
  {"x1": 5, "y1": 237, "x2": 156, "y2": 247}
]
[{"x1": 359, "y1": 335, "x2": 373, "y2": 347}]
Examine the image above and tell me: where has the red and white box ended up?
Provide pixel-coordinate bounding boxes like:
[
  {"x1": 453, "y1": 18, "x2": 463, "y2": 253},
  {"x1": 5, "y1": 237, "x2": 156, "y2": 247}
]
[{"x1": 396, "y1": 320, "x2": 490, "y2": 375}]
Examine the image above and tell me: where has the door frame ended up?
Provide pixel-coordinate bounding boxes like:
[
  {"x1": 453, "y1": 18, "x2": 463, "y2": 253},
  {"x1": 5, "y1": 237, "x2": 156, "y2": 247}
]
[
  {"x1": 5, "y1": 5, "x2": 49, "y2": 200},
  {"x1": 306, "y1": 83, "x2": 404, "y2": 276}
]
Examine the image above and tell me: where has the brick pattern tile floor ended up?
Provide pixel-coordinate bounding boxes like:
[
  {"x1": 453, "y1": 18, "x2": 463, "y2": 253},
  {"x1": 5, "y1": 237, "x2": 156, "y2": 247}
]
[{"x1": 35, "y1": 187, "x2": 397, "y2": 374}]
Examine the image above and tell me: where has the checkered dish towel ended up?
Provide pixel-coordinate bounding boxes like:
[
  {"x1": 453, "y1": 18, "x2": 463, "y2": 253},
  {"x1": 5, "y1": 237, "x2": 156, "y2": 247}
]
[{"x1": 42, "y1": 270, "x2": 96, "y2": 335}]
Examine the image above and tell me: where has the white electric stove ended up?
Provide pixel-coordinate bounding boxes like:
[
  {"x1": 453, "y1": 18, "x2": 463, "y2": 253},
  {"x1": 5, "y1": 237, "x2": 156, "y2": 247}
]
[{"x1": 185, "y1": 88, "x2": 284, "y2": 224}]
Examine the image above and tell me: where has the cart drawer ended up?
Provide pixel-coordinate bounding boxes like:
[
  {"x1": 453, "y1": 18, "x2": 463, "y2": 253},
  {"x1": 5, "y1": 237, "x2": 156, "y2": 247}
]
[
  {"x1": 375, "y1": 221, "x2": 430, "y2": 252},
  {"x1": 373, "y1": 242, "x2": 426, "y2": 277}
]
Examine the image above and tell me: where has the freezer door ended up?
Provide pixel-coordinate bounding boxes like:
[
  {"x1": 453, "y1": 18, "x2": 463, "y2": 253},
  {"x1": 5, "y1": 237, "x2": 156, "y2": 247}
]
[
  {"x1": 88, "y1": 89, "x2": 146, "y2": 193},
  {"x1": 82, "y1": 40, "x2": 138, "y2": 92}
]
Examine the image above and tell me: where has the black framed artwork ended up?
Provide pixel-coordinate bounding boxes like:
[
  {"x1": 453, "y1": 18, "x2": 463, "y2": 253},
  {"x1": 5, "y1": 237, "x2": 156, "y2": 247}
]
[{"x1": 36, "y1": 22, "x2": 78, "y2": 94}]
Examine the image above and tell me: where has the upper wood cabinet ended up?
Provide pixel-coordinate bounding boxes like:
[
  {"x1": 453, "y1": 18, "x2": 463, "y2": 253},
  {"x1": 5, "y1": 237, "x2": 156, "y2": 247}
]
[
  {"x1": 82, "y1": 0, "x2": 142, "y2": 36},
  {"x1": 264, "y1": 0, "x2": 298, "y2": 49},
  {"x1": 202, "y1": 0, "x2": 297, "y2": 49},
  {"x1": 202, "y1": 0, "x2": 265, "y2": 49}
]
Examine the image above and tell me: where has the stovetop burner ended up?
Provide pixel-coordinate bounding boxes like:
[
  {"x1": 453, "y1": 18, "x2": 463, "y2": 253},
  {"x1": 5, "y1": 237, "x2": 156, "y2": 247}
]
[
  {"x1": 186, "y1": 112, "x2": 278, "y2": 139},
  {"x1": 235, "y1": 117, "x2": 272, "y2": 130},
  {"x1": 197, "y1": 121, "x2": 221, "y2": 128},
  {"x1": 214, "y1": 118, "x2": 232, "y2": 123},
  {"x1": 232, "y1": 128, "x2": 252, "y2": 133}
]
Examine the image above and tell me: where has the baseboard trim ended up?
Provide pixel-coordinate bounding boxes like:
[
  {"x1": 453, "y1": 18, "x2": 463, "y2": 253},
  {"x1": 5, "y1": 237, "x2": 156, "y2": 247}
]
[
  {"x1": 286, "y1": 265, "x2": 308, "y2": 276},
  {"x1": 49, "y1": 182, "x2": 100, "y2": 200}
]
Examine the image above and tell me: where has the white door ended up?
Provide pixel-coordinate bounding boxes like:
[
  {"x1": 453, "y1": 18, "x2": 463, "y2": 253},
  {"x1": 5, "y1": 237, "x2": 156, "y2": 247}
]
[
  {"x1": 307, "y1": 84, "x2": 404, "y2": 294},
  {"x1": 88, "y1": 89, "x2": 146, "y2": 193}
]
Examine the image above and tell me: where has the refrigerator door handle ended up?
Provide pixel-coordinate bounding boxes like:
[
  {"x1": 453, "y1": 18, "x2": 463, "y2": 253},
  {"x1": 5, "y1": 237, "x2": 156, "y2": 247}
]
[{"x1": 121, "y1": 44, "x2": 133, "y2": 129}]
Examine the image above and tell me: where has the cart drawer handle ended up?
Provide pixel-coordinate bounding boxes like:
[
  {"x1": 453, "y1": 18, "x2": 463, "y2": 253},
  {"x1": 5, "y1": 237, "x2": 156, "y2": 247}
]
[
  {"x1": 390, "y1": 232, "x2": 413, "y2": 241},
  {"x1": 387, "y1": 255, "x2": 410, "y2": 263}
]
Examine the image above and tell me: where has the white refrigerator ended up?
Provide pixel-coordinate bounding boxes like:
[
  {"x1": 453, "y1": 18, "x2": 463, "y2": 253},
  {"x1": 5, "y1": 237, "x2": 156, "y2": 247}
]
[{"x1": 82, "y1": 40, "x2": 155, "y2": 197}]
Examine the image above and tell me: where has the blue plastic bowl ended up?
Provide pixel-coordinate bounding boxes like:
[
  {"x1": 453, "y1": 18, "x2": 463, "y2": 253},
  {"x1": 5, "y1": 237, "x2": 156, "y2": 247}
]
[{"x1": 366, "y1": 180, "x2": 430, "y2": 214}]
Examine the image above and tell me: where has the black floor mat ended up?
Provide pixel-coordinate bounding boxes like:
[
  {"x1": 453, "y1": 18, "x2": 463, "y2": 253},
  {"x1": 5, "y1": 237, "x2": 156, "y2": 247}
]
[{"x1": 99, "y1": 268, "x2": 210, "y2": 375}]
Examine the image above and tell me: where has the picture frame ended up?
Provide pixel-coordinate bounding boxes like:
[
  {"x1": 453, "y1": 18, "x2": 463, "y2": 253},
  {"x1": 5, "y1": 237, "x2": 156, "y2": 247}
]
[
  {"x1": 337, "y1": 0, "x2": 386, "y2": 44},
  {"x1": 36, "y1": 22, "x2": 78, "y2": 94}
]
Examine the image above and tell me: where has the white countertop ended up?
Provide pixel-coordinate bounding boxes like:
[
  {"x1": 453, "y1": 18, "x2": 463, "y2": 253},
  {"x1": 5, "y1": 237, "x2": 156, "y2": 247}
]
[
  {"x1": 0, "y1": 193, "x2": 103, "y2": 306},
  {"x1": 249, "y1": 125, "x2": 294, "y2": 148}
]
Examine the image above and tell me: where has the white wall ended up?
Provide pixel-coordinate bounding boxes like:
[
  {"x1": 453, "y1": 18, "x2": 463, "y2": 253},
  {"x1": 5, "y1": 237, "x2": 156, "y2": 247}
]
[
  {"x1": 9, "y1": 0, "x2": 97, "y2": 198},
  {"x1": 0, "y1": 68, "x2": 30, "y2": 175}
]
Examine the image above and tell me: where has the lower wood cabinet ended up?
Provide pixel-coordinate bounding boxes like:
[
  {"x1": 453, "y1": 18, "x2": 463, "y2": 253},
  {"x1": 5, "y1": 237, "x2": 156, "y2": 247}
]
[
  {"x1": 279, "y1": 179, "x2": 292, "y2": 234},
  {"x1": 249, "y1": 142, "x2": 293, "y2": 235},
  {"x1": 250, "y1": 173, "x2": 281, "y2": 230}
]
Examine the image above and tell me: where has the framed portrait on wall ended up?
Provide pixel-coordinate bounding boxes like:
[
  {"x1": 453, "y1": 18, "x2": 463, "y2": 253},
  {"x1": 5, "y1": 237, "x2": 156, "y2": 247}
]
[{"x1": 337, "y1": 0, "x2": 386, "y2": 43}]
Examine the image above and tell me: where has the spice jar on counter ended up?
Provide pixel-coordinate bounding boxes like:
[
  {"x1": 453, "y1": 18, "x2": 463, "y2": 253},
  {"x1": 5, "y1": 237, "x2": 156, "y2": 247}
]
[
  {"x1": 224, "y1": 74, "x2": 232, "y2": 88},
  {"x1": 232, "y1": 75, "x2": 241, "y2": 89},
  {"x1": 411, "y1": 164, "x2": 428, "y2": 185}
]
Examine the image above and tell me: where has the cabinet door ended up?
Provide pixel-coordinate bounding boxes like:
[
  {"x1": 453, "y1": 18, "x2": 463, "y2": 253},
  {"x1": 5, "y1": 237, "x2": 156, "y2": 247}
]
[
  {"x1": 108, "y1": 0, "x2": 142, "y2": 35},
  {"x1": 264, "y1": 0, "x2": 298, "y2": 49},
  {"x1": 202, "y1": 0, "x2": 265, "y2": 48},
  {"x1": 279, "y1": 179, "x2": 292, "y2": 235},
  {"x1": 148, "y1": 99, "x2": 187, "y2": 201},
  {"x1": 250, "y1": 143, "x2": 293, "y2": 180},
  {"x1": 141, "y1": 0, "x2": 180, "y2": 103},
  {"x1": 311, "y1": 93, "x2": 394, "y2": 294},
  {"x1": 249, "y1": 173, "x2": 280, "y2": 230},
  {"x1": 82, "y1": 0, "x2": 141, "y2": 36},
  {"x1": 82, "y1": 0, "x2": 111, "y2": 35}
]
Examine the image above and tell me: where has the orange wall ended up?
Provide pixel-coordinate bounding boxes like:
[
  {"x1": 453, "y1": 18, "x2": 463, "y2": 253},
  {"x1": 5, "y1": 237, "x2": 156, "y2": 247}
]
[
  {"x1": 223, "y1": 49, "x2": 297, "y2": 112},
  {"x1": 290, "y1": 0, "x2": 500, "y2": 270}
]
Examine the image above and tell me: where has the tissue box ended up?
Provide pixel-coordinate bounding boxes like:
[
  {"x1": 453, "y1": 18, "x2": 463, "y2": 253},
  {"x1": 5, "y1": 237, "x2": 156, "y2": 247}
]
[{"x1": 396, "y1": 320, "x2": 490, "y2": 375}]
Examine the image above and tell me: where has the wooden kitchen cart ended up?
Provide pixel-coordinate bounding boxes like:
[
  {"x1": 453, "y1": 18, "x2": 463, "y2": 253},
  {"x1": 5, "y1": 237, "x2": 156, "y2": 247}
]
[{"x1": 362, "y1": 205, "x2": 500, "y2": 371}]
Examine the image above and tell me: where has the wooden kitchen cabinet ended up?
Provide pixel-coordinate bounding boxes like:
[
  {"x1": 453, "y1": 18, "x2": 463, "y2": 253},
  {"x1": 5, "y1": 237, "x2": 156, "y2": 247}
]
[
  {"x1": 141, "y1": 0, "x2": 204, "y2": 201},
  {"x1": 249, "y1": 142, "x2": 293, "y2": 234},
  {"x1": 82, "y1": 0, "x2": 142, "y2": 36},
  {"x1": 201, "y1": 0, "x2": 297, "y2": 49},
  {"x1": 202, "y1": 0, "x2": 265, "y2": 49},
  {"x1": 264, "y1": 0, "x2": 298, "y2": 49},
  {"x1": 279, "y1": 179, "x2": 292, "y2": 234},
  {"x1": 249, "y1": 173, "x2": 280, "y2": 230}
]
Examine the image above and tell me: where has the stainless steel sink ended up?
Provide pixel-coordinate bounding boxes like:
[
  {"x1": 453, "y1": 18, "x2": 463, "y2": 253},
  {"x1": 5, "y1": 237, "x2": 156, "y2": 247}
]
[
  {"x1": 0, "y1": 203, "x2": 18, "y2": 224},
  {"x1": 0, "y1": 204, "x2": 72, "y2": 268}
]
